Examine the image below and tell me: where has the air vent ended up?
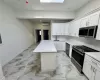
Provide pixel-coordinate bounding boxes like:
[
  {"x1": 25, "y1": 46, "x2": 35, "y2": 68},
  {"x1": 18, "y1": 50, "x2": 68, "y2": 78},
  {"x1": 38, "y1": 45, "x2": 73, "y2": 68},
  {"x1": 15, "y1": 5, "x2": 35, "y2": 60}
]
[{"x1": 42, "y1": 22, "x2": 50, "y2": 26}]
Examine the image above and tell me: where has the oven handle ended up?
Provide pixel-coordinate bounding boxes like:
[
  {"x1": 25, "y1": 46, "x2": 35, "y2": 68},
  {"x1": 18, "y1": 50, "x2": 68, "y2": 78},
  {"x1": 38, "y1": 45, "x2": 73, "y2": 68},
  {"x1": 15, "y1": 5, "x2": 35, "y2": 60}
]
[{"x1": 73, "y1": 48, "x2": 84, "y2": 56}]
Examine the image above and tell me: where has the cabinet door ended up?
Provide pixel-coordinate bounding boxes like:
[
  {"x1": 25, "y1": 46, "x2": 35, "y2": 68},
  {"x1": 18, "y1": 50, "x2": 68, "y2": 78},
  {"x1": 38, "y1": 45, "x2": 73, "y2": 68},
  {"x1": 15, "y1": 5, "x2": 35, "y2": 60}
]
[
  {"x1": 54, "y1": 42, "x2": 65, "y2": 51},
  {"x1": 51, "y1": 23, "x2": 59, "y2": 35},
  {"x1": 73, "y1": 19, "x2": 81, "y2": 37},
  {"x1": 59, "y1": 23, "x2": 66, "y2": 35},
  {"x1": 61, "y1": 42, "x2": 65, "y2": 51},
  {"x1": 54, "y1": 42, "x2": 60, "y2": 50},
  {"x1": 88, "y1": 12, "x2": 100, "y2": 26},
  {"x1": 51, "y1": 23, "x2": 66, "y2": 35},
  {"x1": 83, "y1": 60, "x2": 92, "y2": 79},
  {"x1": 64, "y1": 23, "x2": 69, "y2": 35},
  {"x1": 68, "y1": 22, "x2": 74, "y2": 36},
  {"x1": 80, "y1": 17, "x2": 89, "y2": 27},
  {"x1": 95, "y1": 70, "x2": 100, "y2": 80}
]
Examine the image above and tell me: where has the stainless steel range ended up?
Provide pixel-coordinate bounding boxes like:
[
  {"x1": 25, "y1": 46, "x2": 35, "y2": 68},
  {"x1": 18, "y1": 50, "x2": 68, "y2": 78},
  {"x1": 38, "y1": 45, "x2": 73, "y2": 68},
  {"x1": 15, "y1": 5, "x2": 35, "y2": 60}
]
[{"x1": 71, "y1": 45, "x2": 99, "y2": 73}]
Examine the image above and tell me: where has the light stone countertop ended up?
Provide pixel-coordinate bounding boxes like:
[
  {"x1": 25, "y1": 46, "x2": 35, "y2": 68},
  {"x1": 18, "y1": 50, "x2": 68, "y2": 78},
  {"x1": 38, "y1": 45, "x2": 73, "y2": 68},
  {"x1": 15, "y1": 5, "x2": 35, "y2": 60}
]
[
  {"x1": 53, "y1": 40, "x2": 83, "y2": 46},
  {"x1": 33, "y1": 40, "x2": 57, "y2": 53},
  {"x1": 85, "y1": 52, "x2": 100, "y2": 62}
]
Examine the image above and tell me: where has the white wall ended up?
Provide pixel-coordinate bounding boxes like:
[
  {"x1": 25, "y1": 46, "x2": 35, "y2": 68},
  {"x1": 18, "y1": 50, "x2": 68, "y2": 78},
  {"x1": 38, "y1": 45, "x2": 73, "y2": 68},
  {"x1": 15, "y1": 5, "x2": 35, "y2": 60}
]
[
  {"x1": 15, "y1": 10, "x2": 75, "y2": 19},
  {"x1": 76, "y1": 0, "x2": 100, "y2": 18},
  {"x1": 19, "y1": 19, "x2": 35, "y2": 43},
  {"x1": 19, "y1": 19, "x2": 34, "y2": 35},
  {"x1": 0, "y1": 1, "x2": 34, "y2": 66}
]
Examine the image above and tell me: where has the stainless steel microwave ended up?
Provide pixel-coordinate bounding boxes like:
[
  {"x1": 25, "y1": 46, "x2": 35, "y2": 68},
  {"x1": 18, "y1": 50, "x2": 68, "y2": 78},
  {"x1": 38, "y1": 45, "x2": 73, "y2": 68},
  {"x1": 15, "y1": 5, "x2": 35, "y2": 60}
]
[{"x1": 79, "y1": 26, "x2": 98, "y2": 38}]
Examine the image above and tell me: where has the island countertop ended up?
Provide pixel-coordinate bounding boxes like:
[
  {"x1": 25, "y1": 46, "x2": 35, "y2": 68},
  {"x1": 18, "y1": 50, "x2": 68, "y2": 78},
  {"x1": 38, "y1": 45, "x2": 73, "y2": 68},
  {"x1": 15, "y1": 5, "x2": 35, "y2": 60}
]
[{"x1": 33, "y1": 40, "x2": 57, "y2": 53}]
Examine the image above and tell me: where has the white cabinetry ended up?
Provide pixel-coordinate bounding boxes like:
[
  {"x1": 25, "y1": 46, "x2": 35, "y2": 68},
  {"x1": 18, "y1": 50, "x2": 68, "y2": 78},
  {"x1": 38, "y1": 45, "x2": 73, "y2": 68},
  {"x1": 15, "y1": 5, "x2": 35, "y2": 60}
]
[
  {"x1": 54, "y1": 41, "x2": 65, "y2": 51},
  {"x1": 96, "y1": 13, "x2": 100, "y2": 40},
  {"x1": 68, "y1": 19, "x2": 81, "y2": 37},
  {"x1": 88, "y1": 12, "x2": 100, "y2": 27},
  {"x1": 68, "y1": 22, "x2": 74, "y2": 36},
  {"x1": 95, "y1": 70, "x2": 100, "y2": 80},
  {"x1": 51, "y1": 23, "x2": 59, "y2": 35},
  {"x1": 64, "y1": 23, "x2": 69, "y2": 35},
  {"x1": 80, "y1": 17, "x2": 89, "y2": 27},
  {"x1": 83, "y1": 55, "x2": 92, "y2": 79},
  {"x1": 83, "y1": 54, "x2": 100, "y2": 80},
  {"x1": 83, "y1": 60, "x2": 92, "y2": 79},
  {"x1": 80, "y1": 12, "x2": 100, "y2": 28},
  {"x1": 51, "y1": 23, "x2": 69, "y2": 35}
]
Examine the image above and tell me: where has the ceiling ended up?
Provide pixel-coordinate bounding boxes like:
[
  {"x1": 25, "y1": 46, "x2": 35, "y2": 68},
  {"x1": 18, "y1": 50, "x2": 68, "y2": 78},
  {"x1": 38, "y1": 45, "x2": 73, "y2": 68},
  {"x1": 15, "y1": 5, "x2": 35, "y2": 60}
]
[{"x1": 4, "y1": 0, "x2": 92, "y2": 11}]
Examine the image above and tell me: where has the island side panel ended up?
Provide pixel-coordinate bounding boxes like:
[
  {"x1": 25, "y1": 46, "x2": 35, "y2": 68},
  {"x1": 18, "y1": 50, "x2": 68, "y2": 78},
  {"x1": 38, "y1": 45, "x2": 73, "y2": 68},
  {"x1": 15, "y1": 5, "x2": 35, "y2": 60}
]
[{"x1": 41, "y1": 52, "x2": 57, "y2": 72}]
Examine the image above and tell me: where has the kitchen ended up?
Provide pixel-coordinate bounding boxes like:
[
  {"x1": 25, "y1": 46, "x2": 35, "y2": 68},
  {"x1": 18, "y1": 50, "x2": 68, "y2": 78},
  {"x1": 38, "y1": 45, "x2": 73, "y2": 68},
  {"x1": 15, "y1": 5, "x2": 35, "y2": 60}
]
[{"x1": 1, "y1": 0, "x2": 100, "y2": 80}]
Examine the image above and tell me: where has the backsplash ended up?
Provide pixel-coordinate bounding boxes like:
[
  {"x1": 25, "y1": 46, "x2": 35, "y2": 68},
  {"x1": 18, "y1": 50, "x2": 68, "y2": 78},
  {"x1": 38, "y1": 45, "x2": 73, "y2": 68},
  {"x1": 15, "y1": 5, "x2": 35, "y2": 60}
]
[{"x1": 67, "y1": 36, "x2": 100, "y2": 51}]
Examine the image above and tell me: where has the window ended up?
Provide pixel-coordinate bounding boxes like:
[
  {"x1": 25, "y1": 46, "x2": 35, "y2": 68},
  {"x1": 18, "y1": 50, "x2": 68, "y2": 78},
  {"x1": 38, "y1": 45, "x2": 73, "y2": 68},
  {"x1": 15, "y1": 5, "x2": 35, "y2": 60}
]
[{"x1": 40, "y1": 0, "x2": 64, "y2": 3}]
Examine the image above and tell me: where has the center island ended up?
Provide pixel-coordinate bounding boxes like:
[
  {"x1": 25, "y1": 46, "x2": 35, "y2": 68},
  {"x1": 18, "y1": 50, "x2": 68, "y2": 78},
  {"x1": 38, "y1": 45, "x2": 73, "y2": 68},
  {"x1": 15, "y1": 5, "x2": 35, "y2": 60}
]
[{"x1": 33, "y1": 40, "x2": 57, "y2": 72}]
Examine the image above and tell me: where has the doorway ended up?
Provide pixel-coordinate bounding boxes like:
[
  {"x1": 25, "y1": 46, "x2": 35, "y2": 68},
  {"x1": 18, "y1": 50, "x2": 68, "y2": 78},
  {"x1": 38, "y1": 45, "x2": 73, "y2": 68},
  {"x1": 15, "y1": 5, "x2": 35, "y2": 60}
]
[
  {"x1": 43, "y1": 30, "x2": 49, "y2": 40},
  {"x1": 36, "y1": 30, "x2": 41, "y2": 43}
]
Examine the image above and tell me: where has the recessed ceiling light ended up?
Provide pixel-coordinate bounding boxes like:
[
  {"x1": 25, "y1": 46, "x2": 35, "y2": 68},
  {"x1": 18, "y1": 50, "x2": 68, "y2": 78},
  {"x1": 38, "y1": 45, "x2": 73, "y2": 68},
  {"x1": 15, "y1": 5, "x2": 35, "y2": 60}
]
[{"x1": 40, "y1": 0, "x2": 64, "y2": 3}]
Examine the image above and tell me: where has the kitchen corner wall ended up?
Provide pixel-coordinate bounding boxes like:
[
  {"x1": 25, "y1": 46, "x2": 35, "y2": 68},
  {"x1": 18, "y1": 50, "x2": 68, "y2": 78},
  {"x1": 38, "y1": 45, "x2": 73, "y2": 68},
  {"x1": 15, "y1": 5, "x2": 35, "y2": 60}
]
[{"x1": 0, "y1": 1, "x2": 34, "y2": 66}]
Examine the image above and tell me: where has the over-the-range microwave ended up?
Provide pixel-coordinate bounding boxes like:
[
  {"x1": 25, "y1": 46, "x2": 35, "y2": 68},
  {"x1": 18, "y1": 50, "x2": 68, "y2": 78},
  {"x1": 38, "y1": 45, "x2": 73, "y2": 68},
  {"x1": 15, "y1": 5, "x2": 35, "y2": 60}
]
[{"x1": 79, "y1": 26, "x2": 98, "y2": 38}]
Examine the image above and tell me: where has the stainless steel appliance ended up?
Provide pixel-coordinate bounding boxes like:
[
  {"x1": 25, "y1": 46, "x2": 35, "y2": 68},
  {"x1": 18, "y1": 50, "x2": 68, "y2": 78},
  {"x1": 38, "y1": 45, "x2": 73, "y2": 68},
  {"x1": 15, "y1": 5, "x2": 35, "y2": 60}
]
[
  {"x1": 66, "y1": 43, "x2": 70, "y2": 57},
  {"x1": 79, "y1": 26, "x2": 98, "y2": 38},
  {"x1": 71, "y1": 45, "x2": 99, "y2": 73},
  {"x1": 0, "y1": 34, "x2": 2, "y2": 44}
]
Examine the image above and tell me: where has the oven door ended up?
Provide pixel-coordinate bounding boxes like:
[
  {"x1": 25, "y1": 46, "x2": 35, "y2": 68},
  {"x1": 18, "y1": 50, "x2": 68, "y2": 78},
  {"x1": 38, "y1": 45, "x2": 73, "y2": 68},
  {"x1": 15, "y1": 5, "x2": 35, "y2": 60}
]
[
  {"x1": 72, "y1": 48, "x2": 84, "y2": 66},
  {"x1": 71, "y1": 48, "x2": 85, "y2": 73}
]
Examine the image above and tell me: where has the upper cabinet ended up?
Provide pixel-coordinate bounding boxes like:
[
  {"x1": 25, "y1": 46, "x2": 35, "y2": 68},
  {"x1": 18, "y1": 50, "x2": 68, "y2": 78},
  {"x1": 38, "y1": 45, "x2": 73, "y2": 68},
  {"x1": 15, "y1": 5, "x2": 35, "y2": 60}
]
[
  {"x1": 80, "y1": 17, "x2": 89, "y2": 27},
  {"x1": 68, "y1": 19, "x2": 81, "y2": 37},
  {"x1": 64, "y1": 23, "x2": 69, "y2": 35},
  {"x1": 51, "y1": 23, "x2": 69, "y2": 35},
  {"x1": 80, "y1": 12, "x2": 100, "y2": 28},
  {"x1": 51, "y1": 11, "x2": 100, "y2": 40},
  {"x1": 51, "y1": 23, "x2": 59, "y2": 35},
  {"x1": 88, "y1": 12, "x2": 100, "y2": 26}
]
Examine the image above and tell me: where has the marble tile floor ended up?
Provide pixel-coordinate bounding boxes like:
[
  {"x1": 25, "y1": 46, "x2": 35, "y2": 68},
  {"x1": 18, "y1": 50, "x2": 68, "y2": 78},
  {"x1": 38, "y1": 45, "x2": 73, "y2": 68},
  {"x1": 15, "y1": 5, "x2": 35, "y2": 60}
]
[{"x1": 3, "y1": 44, "x2": 88, "y2": 80}]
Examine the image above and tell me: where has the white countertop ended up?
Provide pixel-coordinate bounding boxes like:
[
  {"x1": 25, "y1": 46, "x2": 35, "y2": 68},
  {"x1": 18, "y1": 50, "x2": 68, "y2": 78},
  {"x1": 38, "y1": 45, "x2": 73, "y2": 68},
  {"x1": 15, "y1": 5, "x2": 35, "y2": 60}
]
[
  {"x1": 85, "y1": 52, "x2": 100, "y2": 62},
  {"x1": 33, "y1": 40, "x2": 57, "y2": 53},
  {"x1": 65, "y1": 40, "x2": 83, "y2": 45},
  {"x1": 54, "y1": 40, "x2": 83, "y2": 46}
]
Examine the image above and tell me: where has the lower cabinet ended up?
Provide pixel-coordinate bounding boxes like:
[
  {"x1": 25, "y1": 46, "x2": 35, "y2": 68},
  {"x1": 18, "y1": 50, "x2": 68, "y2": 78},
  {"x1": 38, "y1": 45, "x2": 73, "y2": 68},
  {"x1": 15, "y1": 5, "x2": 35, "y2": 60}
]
[
  {"x1": 83, "y1": 60, "x2": 92, "y2": 79},
  {"x1": 83, "y1": 54, "x2": 100, "y2": 80},
  {"x1": 95, "y1": 70, "x2": 100, "y2": 80},
  {"x1": 54, "y1": 41, "x2": 65, "y2": 51}
]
